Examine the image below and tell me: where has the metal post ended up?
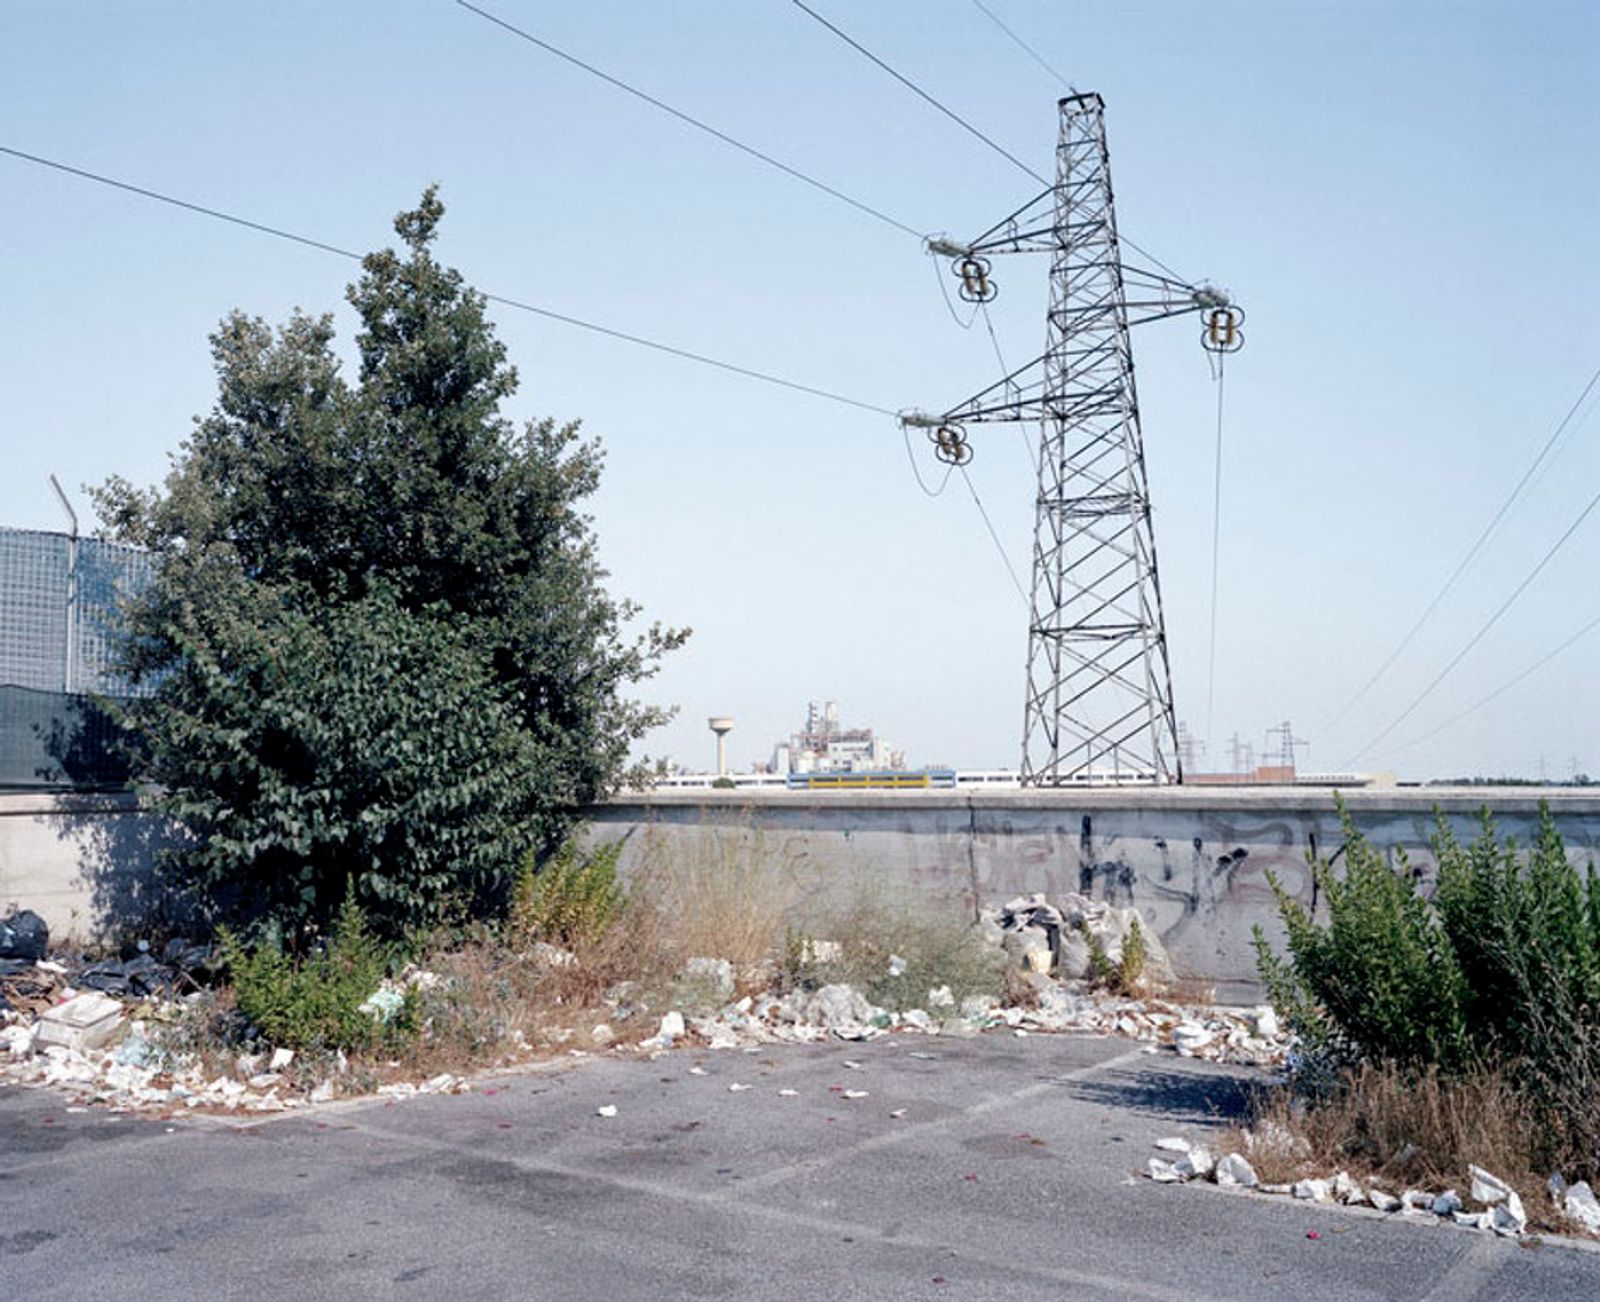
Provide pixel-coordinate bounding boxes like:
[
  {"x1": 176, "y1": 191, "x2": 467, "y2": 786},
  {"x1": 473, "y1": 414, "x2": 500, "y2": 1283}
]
[{"x1": 49, "y1": 474, "x2": 78, "y2": 696}]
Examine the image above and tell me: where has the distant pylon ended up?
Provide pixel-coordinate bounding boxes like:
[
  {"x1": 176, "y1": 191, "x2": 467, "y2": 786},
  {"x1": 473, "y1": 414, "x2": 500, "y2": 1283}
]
[{"x1": 905, "y1": 92, "x2": 1240, "y2": 785}]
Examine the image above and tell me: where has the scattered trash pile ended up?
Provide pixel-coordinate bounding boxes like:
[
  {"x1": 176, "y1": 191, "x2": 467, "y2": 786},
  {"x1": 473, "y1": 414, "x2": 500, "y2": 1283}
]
[
  {"x1": 610, "y1": 976, "x2": 1288, "y2": 1068},
  {"x1": 586, "y1": 890, "x2": 1288, "y2": 1064},
  {"x1": 1143, "y1": 1128, "x2": 1600, "y2": 1240},
  {"x1": 4, "y1": 893, "x2": 1291, "y2": 1116}
]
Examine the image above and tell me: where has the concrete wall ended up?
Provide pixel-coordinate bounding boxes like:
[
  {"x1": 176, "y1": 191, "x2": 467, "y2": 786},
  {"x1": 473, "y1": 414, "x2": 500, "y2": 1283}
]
[
  {"x1": 9, "y1": 785, "x2": 1600, "y2": 997},
  {"x1": 0, "y1": 791, "x2": 170, "y2": 941},
  {"x1": 589, "y1": 787, "x2": 1600, "y2": 1002}
]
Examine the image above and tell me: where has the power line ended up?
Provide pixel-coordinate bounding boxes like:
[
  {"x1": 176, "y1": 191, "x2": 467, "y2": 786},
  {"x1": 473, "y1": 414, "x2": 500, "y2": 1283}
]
[
  {"x1": 900, "y1": 422, "x2": 955, "y2": 497},
  {"x1": 1389, "y1": 609, "x2": 1600, "y2": 759},
  {"x1": 969, "y1": 0, "x2": 1076, "y2": 93},
  {"x1": 1204, "y1": 353, "x2": 1227, "y2": 751},
  {"x1": 958, "y1": 465, "x2": 1029, "y2": 605},
  {"x1": 0, "y1": 143, "x2": 897, "y2": 418},
  {"x1": 789, "y1": 0, "x2": 1048, "y2": 186},
  {"x1": 0, "y1": 145, "x2": 362, "y2": 260},
  {"x1": 8, "y1": 138, "x2": 1036, "y2": 607},
  {"x1": 454, "y1": 0, "x2": 925, "y2": 241},
  {"x1": 1318, "y1": 361, "x2": 1600, "y2": 740},
  {"x1": 789, "y1": 0, "x2": 1195, "y2": 289},
  {"x1": 1346, "y1": 482, "x2": 1600, "y2": 765}
]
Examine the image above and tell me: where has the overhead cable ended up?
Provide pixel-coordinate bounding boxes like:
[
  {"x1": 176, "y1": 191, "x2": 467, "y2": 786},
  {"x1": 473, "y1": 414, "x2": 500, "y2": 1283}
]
[
  {"x1": 1318, "y1": 361, "x2": 1600, "y2": 740},
  {"x1": 969, "y1": 0, "x2": 1076, "y2": 93},
  {"x1": 1390, "y1": 609, "x2": 1600, "y2": 758},
  {"x1": 0, "y1": 143, "x2": 896, "y2": 418},
  {"x1": 959, "y1": 466, "x2": 1030, "y2": 605},
  {"x1": 789, "y1": 0, "x2": 1195, "y2": 288},
  {"x1": 1346, "y1": 483, "x2": 1600, "y2": 765},
  {"x1": 454, "y1": 0, "x2": 924, "y2": 240},
  {"x1": 1204, "y1": 353, "x2": 1227, "y2": 751},
  {"x1": 790, "y1": 0, "x2": 1048, "y2": 186}
]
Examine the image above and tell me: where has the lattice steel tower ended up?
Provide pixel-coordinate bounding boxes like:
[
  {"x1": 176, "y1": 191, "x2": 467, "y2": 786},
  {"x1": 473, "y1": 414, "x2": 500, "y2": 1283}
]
[{"x1": 905, "y1": 92, "x2": 1240, "y2": 785}]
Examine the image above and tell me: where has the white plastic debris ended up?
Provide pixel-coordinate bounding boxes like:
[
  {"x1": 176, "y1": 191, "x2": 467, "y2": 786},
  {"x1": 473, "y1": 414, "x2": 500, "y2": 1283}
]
[
  {"x1": 1293, "y1": 1178, "x2": 1332, "y2": 1202},
  {"x1": 886, "y1": 954, "x2": 907, "y2": 978},
  {"x1": 1175, "y1": 1147, "x2": 1213, "y2": 1180},
  {"x1": 357, "y1": 984, "x2": 405, "y2": 1023},
  {"x1": 34, "y1": 993, "x2": 124, "y2": 1052},
  {"x1": 1154, "y1": 1136, "x2": 1192, "y2": 1153},
  {"x1": 596, "y1": 1104, "x2": 618, "y2": 1118},
  {"x1": 1433, "y1": 1190, "x2": 1463, "y2": 1216},
  {"x1": 1490, "y1": 1194, "x2": 1527, "y2": 1236},
  {"x1": 1250, "y1": 1006, "x2": 1279, "y2": 1038},
  {"x1": 1468, "y1": 1164, "x2": 1513, "y2": 1206},
  {"x1": 1214, "y1": 1152, "x2": 1258, "y2": 1188},
  {"x1": 777, "y1": 1088, "x2": 799, "y2": 1097},
  {"x1": 1400, "y1": 1189, "x2": 1433, "y2": 1215},
  {"x1": 926, "y1": 985, "x2": 955, "y2": 1009},
  {"x1": 269, "y1": 1047, "x2": 295, "y2": 1072},
  {"x1": 1145, "y1": 1157, "x2": 1184, "y2": 1183},
  {"x1": 1563, "y1": 1181, "x2": 1600, "y2": 1233},
  {"x1": 841, "y1": 1089, "x2": 869, "y2": 1100},
  {"x1": 1333, "y1": 1171, "x2": 1364, "y2": 1205},
  {"x1": 1367, "y1": 1189, "x2": 1402, "y2": 1213},
  {"x1": 727, "y1": 1082, "x2": 751, "y2": 1092}
]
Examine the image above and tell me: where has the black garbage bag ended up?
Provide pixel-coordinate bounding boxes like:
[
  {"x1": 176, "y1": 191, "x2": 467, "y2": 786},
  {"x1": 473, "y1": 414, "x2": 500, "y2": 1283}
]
[
  {"x1": 78, "y1": 953, "x2": 179, "y2": 998},
  {"x1": 0, "y1": 910, "x2": 48, "y2": 961}
]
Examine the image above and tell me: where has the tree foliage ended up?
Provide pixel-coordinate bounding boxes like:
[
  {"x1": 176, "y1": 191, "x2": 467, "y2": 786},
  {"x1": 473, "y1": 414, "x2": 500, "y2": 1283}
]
[{"x1": 97, "y1": 190, "x2": 686, "y2": 943}]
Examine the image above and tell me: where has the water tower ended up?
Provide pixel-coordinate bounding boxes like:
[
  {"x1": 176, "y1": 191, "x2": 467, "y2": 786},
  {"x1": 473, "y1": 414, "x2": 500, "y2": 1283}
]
[{"x1": 708, "y1": 716, "x2": 734, "y2": 777}]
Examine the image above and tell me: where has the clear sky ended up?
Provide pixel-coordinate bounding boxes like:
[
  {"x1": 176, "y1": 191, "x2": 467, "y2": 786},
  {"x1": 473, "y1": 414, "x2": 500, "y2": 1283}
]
[{"x1": 3, "y1": 1, "x2": 1597, "y2": 781}]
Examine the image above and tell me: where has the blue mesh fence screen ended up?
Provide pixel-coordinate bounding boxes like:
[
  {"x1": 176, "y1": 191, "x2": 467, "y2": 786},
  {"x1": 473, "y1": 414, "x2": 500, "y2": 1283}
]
[{"x1": 0, "y1": 526, "x2": 153, "y2": 789}]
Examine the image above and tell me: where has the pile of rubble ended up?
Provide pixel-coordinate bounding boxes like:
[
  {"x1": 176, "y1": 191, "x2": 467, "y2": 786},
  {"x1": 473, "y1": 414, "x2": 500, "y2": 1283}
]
[
  {"x1": 608, "y1": 979, "x2": 1288, "y2": 1068},
  {"x1": 3, "y1": 893, "x2": 1292, "y2": 1115},
  {"x1": 1143, "y1": 1131, "x2": 1600, "y2": 1240}
]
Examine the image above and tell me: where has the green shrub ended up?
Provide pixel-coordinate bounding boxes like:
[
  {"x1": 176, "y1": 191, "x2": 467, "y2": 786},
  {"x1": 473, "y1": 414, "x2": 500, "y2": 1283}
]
[
  {"x1": 511, "y1": 837, "x2": 624, "y2": 950},
  {"x1": 1256, "y1": 805, "x2": 1471, "y2": 1072},
  {"x1": 1118, "y1": 917, "x2": 1149, "y2": 993},
  {"x1": 223, "y1": 895, "x2": 411, "y2": 1052},
  {"x1": 1255, "y1": 800, "x2": 1600, "y2": 1175}
]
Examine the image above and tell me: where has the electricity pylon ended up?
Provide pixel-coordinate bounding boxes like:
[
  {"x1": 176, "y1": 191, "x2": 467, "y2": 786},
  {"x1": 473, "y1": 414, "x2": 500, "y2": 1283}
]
[{"x1": 904, "y1": 92, "x2": 1240, "y2": 786}]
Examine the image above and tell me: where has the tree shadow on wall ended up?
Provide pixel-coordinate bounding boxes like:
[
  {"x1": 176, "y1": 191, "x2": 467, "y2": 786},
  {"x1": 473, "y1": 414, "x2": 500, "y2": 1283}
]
[{"x1": 37, "y1": 698, "x2": 205, "y2": 944}]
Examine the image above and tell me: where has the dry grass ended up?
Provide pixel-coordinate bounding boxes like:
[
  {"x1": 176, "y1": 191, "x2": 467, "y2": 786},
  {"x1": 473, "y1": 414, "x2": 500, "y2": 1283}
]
[
  {"x1": 630, "y1": 823, "x2": 801, "y2": 983},
  {"x1": 798, "y1": 881, "x2": 1006, "y2": 1010},
  {"x1": 1226, "y1": 1061, "x2": 1563, "y2": 1228},
  {"x1": 1164, "y1": 974, "x2": 1219, "y2": 1007}
]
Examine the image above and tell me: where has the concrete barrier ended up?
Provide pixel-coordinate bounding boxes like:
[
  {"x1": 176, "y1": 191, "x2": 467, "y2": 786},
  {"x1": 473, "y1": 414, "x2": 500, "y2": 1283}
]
[
  {"x1": 588, "y1": 787, "x2": 1600, "y2": 1001},
  {"x1": 8, "y1": 785, "x2": 1599, "y2": 1000},
  {"x1": 0, "y1": 791, "x2": 170, "y2": 941}
]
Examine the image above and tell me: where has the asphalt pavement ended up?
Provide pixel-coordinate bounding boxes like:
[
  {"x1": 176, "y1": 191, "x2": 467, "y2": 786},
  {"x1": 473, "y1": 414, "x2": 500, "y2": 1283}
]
[{"x1": 3, "y1": 1031, "x2": 1596, "y2": 1300}]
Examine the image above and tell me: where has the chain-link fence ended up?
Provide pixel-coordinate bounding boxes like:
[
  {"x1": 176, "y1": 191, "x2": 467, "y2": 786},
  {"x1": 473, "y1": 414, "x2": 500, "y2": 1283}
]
[{"x1": 0, "y1": 526, "x2": 153, "y2": 790}]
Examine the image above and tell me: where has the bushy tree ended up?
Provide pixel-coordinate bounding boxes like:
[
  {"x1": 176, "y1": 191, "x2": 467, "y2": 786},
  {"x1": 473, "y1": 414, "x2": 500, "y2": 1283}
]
[{"x1": 96, "y1": 190, "x2": 685, "y2": 943}]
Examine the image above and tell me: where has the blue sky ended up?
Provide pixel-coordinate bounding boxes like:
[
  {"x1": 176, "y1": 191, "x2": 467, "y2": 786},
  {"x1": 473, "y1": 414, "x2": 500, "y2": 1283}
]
[{"x1": 3, "y1": 1, "x2": 1597, "y2": 779}]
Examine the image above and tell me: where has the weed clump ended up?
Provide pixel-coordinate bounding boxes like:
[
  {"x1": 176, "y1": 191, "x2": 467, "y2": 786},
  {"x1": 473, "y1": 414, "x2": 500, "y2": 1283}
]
[
  {"x1": 222, "y1": 895, "x2": 411, "y2": 1052},
  {"x1": 1254, "y1": 800, "x2": 1600, "y2": 1183},
  {"x1": 792, "y1": 886, "x2": 1005, "y2": 1010},
  {"x1": 511, "y1": 837, "x2": 624, "y2": 950}
]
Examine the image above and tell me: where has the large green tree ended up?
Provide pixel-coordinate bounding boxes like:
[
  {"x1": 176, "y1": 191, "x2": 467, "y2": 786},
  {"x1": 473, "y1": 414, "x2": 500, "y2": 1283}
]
[{"x1": 96, "y1": 190, "x2": 685, "y2": 943}]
